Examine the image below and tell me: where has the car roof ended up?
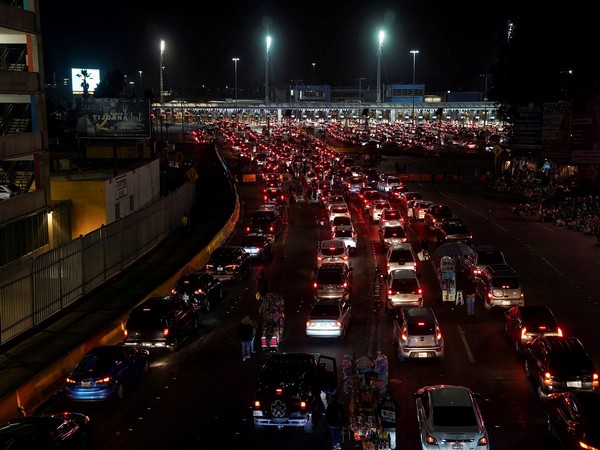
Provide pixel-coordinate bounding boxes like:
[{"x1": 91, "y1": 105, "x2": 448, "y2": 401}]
[
  {"x1": 388, "y1": 243, "x2": 413, "y2": 251},
  {"x1": 540, "y1": 336, "x2": 586, "y2": 354},
  {"x1": 321, "y1": 239, "x2": 345, "y2": 247},
  {"x1": 427, "y1": 385, "x2": 475, "y2": 407}
]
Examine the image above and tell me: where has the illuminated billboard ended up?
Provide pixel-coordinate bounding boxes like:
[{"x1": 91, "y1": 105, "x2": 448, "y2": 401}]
[
  {"x1": 76, "y1": 98, "x2": 151, "y2": 139},
  {"x1": 71, "y1": 68, "x2": 100, "y2": 95}
]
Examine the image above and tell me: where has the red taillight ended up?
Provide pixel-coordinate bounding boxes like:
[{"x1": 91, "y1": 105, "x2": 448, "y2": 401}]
[
  {"x1": 96, "y1": 376, "x2": 111, "y2": 384},
  {"x1": 254, "y1": 400, "x2": 261, "y2": 408},
  {"x1": 418, "y1": 288, "x2": 423, "y2": 295},
  {"x1": 436, "y1": 325, "x2": 442, "y2": 341},
  {"x1": 171, "y1": 288, "x2": 177, "y2": 295},
  {"x1": 163, "y1": 328, "x2": 170, "y2": 337},
  {"x1": 557, "y1": 327, "x2": 563, "y2": 337},
  {"x1": 425, "y1": 432, "x2": 437, "y2": 445},
  {"x1": 269, "y1": 226, "x2": 274, "y2": 232},
  {"x1": 123, "y1": 329, "x2": 128, "y2": 337},
  {"x1": 300, "y1": 401, "x2": 307, "y2": 409},
  {"x1": 477, "y1": 436, "x2": 488, "y2": 446},
  {"x1": 343, "y1": 282, "x2": 348, "y2": 288},
  {"x1": 388, "y1": 289, "x2": 394, "y2": 295},
  {"x1": 544, "y1": 372, "x2": 553, "y2": 386},
  {"x1": 521, "y1": 327, "x2": 527, "y2": 339},
  {"x1": 246, "y1": 226, "x2": 250, "y2": 233},
  {"x1": 313, "y1": 282, "x2": 318, "y2": 288},
  {"x1": 593, "y1": 373, "x2": 599, "y2": 388},
  {"x1": 401, "y1": 326, "x2": 408, "y2": 341},
  {"x1": 275, "y1": 388, "x2": 283, "y2": 395}
]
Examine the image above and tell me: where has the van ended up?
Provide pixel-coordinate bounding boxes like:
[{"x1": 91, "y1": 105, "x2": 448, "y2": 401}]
[
  {"x1": 476, "y1": 264, "x2": 524, "y2": 310},
  {"x1": 385, "y1": 243, "x2": 417, "y2": 276}
]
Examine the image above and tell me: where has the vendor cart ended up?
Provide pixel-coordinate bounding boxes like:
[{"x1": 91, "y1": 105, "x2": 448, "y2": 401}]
[
  {"x1": 343, "y1": 353, "x2": 392, "y2": 450},
  {"x1": 439, "y1": 255, "x2": 456, "y2": 303},
  {"x1": 258, "y1": 292, "x2": 284, "y2": 351}
]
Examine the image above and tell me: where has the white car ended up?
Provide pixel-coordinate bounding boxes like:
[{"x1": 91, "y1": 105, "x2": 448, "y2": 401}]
[
  {"x1": 332, "y1": 224, "x2": 357, "y2": 254},
  {"x1": 415, "y1": 385, "x2": 490, "y2": 450},
  {"x1": 377, "y1": 175, "x2": 402, "y2": 193},
  {"x1": 306, "y1": 299, "x2": 351, "y2": 338},
  {"x1": 411, "y1": 200, "x2": 435, "y2": 221},
  {"x1": 316, "y1": 239, "x2": 350, "y2": 269},
  {"x1": 385, "y1": 243, "x2": 417, "y2": 275},
  {"x1": 369, "y1": 200, "x2": 391, "y2": 223},
  {"x1": 328, "y1": 203, "x2": 351, "y2": 225}
]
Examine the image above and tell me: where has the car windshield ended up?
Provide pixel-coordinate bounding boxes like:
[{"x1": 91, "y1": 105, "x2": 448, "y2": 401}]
[
  {"x1": 432, "y1": 406, "x2": 477, "y2": 427},
  {"x1": 406, "y1": 322, "x2": 435, "y2": 335},
  {"x1": 549, "y1": 353, "x2": 594, "y2": 373},
  {"x1": 334, "y1": 230, "x2": 353, "y2": 238},
  {"x1": 492, "y1": 276, "x2": 520, "y2": 289},
  {"x1": 389, "y1": 249, "x2": 413, "y2": 262},
  {"x1": 252, "y1": 211, "x2": 276, "y2": 222},
  {"x1": 383, "y1": 227, "x2": 405, "y2": 238},
  {"x1": 317, "y1": 271, "x2": 343, "y2": 284},
  {"x1": 478, "y1": 251, "x2": 505, "y2": 265},
  {"x1": 309, "y1": 304, "x2": 341, "y2": 318},
  {"x1": 391, "y1": 278, "x2": 418, "y2": 293},
  {"x1": 241, "y1": 236, "x2": 265, "y2": 246},
  {"x1": 332, "y1": 217, "x2": 351, "y2": 227},
  {"x1": 321, "y1": 247, "x2": 344, "y2": 256}
]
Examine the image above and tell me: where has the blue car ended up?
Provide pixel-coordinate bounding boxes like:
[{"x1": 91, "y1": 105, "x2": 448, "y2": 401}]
[{"x1": 65, "y1": 345, "x2": 150, "y2": 400}]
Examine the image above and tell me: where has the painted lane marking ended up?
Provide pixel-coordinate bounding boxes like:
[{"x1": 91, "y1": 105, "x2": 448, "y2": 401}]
[{"x1": 458, "y1": 325, "x2": 476, "y2": 363}]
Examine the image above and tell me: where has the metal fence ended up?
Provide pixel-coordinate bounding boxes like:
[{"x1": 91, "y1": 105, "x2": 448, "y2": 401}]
[{"x1": 0, "y1": 182, "x2": 194, "y2": 345}]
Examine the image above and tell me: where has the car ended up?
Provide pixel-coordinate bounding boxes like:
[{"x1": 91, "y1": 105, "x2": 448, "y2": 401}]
[
  {"x1": 328, "y1": 203, "x2": 351, "y2": 225},
  {"x1": 504, "y1": 305, "x2": 563, "y2": 352},
  {"x1": 523, "y1": 336, "x2": 599, "y2": 399},
  {"x1": 369, "y1": 199, "x2": 392, "y2": 223},
  {"x1": 345, "y1": 175, "x2": 364, "y2": 196},
  {"x1": 379, "y1": 208, "x2": 404, "y2": 228},
  {"x1": 263, "y1": 186, "x2": 286, "y2": 204},
  {"x1": 434, "y1": 217, "x2": 473, "y2": 243},
  {"x1": 0, "y1": 412, "x2": 91, "y2": 449},
  {"x1": 385, "y1": 243, "x2": 418, "y2": 276},
  {"x1": 399, "y1": 191, "x2": 422, "y2": 210},
  {"x1": 171, "y1": 271, "x2": 224, "y2": 313},
  {"x1": 0, "y1": 183, "x2": 22, "y2": 200},
  {"x1": 457, "y1": 245, "x2": 507, "y2": 281},
  {"x1": 379, "y1": 220, "x2": 408, "y2": 250},
  {"x1": 377, "y1": 174, "x2": 402, "y2": 193},
  {"x1": 123, "y1": 296, "x2": 198, "y2": 351},
  {"x1": 415, "y1": 385, "x2": 490, "y2": 450},
  {"x1": 306, "y1": 299, "x2": 352, "y2": 338},
  {"x1": 324, "y1": 194, "x2": 346, "y2": 211},
  {"x1": 257, "y1": 202, "x2": 283, "y2": 219},
  {"x1": 330, "y1": 215, "x2": 353, "y2": 232},
  {"x1": 245, "y1": 209, "x2": 283, "y2": 242},
  {"x1": 388, "y1": 184, "x2": 406, "y2": 202},
  {"x1": 393, "y1": 307, "x2": 444, "y2": 360},
  {"x1": 424, "y1": 204, "x2": 454, "y2": 229},
  {"x1": 331, "y1": 224, "x2": 357, "y2": 254},
  {"x1": 386, "y1": 269, "x2": 424, "y2": 312},
  {"x1": 546, "y1": 391, "x2": 600, "y2": 450},
  {"x1": 313, "y1": 262, "x2": 353, "y2": 301},
  {"x1": 253, "y1": 352, "x2": 337, "y2": 433},
  {"x1": 65, "y1": 345, "x2": 150, "y2": 400},
  {"x1": 316, "y1": 239, "x2": 350, "y2": 269},
  {"x1": 411, "y1": 200, "x2": 435, "y2": 221},
  {"x1": 476, "y1": 263, "x2": 524, "y2": 310},
  {"x1": 205, "y1": 246, "x2": 251, "y2": 281},
  {"x1": 362, "y1": 168, "x2": 380, "y2": 187},
  {"x1": 240, "y1": 233, "x2": 273, "y2": 262},
  {"x1": 361, "y1": 189, "x2": 381, "y2": 213}
]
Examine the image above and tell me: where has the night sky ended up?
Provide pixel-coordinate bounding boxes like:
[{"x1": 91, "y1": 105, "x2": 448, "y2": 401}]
[{"x1": 39, "y1": 1, "x2": 598, "y2": 98}]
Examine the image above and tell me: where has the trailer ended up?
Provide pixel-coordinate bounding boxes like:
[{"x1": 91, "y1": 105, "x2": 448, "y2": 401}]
[{"x1": 258, "y1": 292, "x2": 285, "y2": 351}]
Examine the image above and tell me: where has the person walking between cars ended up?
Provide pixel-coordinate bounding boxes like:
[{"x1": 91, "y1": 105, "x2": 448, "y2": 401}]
[
  {"x1": 325, "y1": 394, "x2": 347, "y2": 450},
  {"x1": 466, "y1": 285, "x2": 476, "y2": 316},
  {"x1": 379, "y1": 389, "x2": 400, "y2": 450},
  {"x1": 237, "y1": 315, "x2": 255, "y2": 361}
]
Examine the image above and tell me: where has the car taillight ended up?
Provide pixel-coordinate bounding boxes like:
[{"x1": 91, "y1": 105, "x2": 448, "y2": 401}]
[
  {"x1": 521, "y1": 327, "x2": 528, "y2": 339},
  {"x1": 254, "y1": 400, "x2": 261, "y2": 408},
  {"x1": 163, "y1": 328, "x2": 170, "y2": 337},
  {"x1": 543, "y1": 372, "x2": 553, "y2": 386},
  {"x1": 557, "y1": 327, "x2": 563, "y2": 337},
  {"x1": 388, "y1": 289, "x2": 394, "y2": 295},
  {"x1": 66, "y1": 378, "x2": 76, "y2": 384},
  {"x1": 269, "y1": 226, "x2": 274, "y2": 232},
  {"x1": 300, "y1": 401, "x2": 307, "y2": 409},
  {"x1": 343, "y1": 282, "x2": 348, "y2": 288},
  {"x1": 436, "y1": 325, "x2": 442, "y2": 341},
  {"x1": 313, "y1": 282, "x2": 318, "y2": 288},
  {"x1": 477, "y1": 436, "x2": 488, "y2": 446},
  {"x1": 401, "y1": 326, "x2": 408, "y2": 342},
  {"x1": 593, "y1": 373, "x2": 599, "y2": 388},
  {"x1": 245, "y1": 226, "x2": 250, "y2": 233},
  {"x1": 275, "y1": 388, "x2": 283, "y2": 395},
  {"x1": 96, "y1": 376, "x2": 112, "y2": 384},
  {"x1": 123, "y1": 329, "x2": 128, "y2": 337},
  {"x1": 425, "y1": 432, "x2": 437, "y2": 445},
  {"x1": 195, "y1": 288, "x2": 204, "y2": 295},
  {"x1": 418, "y1": 288, "x2": 423, "y2": 295},
  {"x1": 171, "y1": 288, "x2": 177, "y2": 295}
]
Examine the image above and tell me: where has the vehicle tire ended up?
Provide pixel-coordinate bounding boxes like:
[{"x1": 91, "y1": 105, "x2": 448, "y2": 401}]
[
  {"x1": 115, "y1": 383, "x2": 124, "y2": 400},
  {"x1": 397, "y1": 346, "x2": 405, "y2": 362},
  {"x1": 142, "y1": 359, "x2": 150, "y2": 375},
  {"x1": 170, "y1": 337, "x2": 179, "y2": 352}
]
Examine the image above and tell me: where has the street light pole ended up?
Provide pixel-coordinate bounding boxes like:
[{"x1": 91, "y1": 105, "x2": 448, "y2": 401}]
[
  {"x1": 410, "y1": 50, "x2": 419, "y2": 126},
  {"x1": 377, "y1": 30, "x2": 385, "y2": 103},
  {"x1": 265, "y1": 36, "x2": 271, "y2": 104},
  {"x1": 480, "y1": 73, "x2": 489, "y2": 127},
  {"x1": 138, "y1": 70, "x2": 143, "y2": 97},
  {"x1": 159, "y1": 40, "x2": 165, "y2": 103},
  {"x1": 232, "y1": 58, "x2": 239, "y2": 109},
  {"x1": 312, "y1": 62, "x2": 316, "y2": 84}
]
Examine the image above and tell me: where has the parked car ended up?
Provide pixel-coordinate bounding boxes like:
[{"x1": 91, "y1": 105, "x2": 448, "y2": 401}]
[
  {"x1": 434, "y1": 217, "x2": 473, "y2": 243},
  {"x1": 240, "y1": 233, "x2": 273, "y2": 262},
  {"x1": 415, "y1": 385, "x2": 490, "y2": 450},
  {"x1": 123, "y1": 296, "x2": 198, "y2": 351},
  {"x1": 171, "y1": 271, "x2": 224, "y2": 313},
  {"x1": 0, "y1": 412, "x2": 91, "y2": 449},
  {"x1": 205, "y1": 246, "x2": 251, "y2": 281},
  {"x1": 504, "y1": 305, "x2": 563, "y2": 352},
  {"x1": 385, "y1": 243, "x2": 418, "y2": 276},
  {"x1": 253, "y1": 352, "x2": 337, "y2": 433},
  {"x1": 523, "y1": 336, "x2": 599, "y2": 399},
  {"x1": 386, "y1": 269, "x2": 423, "y2": 312},
  {"x1": 313, "y1": 262, "x2": 353, "y2": 301},
  {"x1": 546, "y1": 391, "x2": 600, "y2": 450},
  {"x1": 0, "y1": 183, "x2": 22, "y2": 200},
  {"x1": 476, "y1": 264, "x2": 524, "y2": 310},
  {"x1": 65, "y1": 345, "x2": 150, "y2": 400},
  {"x1": 316, "y1": 239, "x2": 350, "y2": 269},
  {"x1": 393, "y1": 307, "x2": 444, "y2": 360},
  {"x1": 306, "y1": 299, "x2": 352, "y2": 338}
]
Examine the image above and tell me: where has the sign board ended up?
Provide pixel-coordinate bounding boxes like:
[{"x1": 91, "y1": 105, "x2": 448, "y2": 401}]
[
  {"x1": 71, "y1": 68, "x2": 100, "y2": 94},
  {"x1": 76, "y1": 98, "x2": 151, "y2": 139},
  {"x1": 115, "y1": 175, "x2": 127, "y2": 199},
  {"x1": 492, "y1": 144, "x2": 504, "y2": 156}
]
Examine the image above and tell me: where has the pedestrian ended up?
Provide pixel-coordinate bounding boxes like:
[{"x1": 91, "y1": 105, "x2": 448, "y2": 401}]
[
  {"x1": 379, "y1": 389, "x2": 400, "y2": 450},
  {"x1": 249, "y1": 316, "x2": 257, "y2": 354},
  {"x1": 236, "y1": 315, "x2": 255, "y2": 361},
  {"x1": 325, "y1": 394, "x2": 347, "y2": 450},
  {"x1": 256, "y1": 271, "x2": 268, "y2": 298},
  {"x1": 466, "y1": 285, "x2": 476, "y2": 316}
]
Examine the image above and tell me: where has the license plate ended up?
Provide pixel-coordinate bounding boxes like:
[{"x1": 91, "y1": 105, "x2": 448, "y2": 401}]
[
  {"x1": 217, "y1": 267, "x2": 223, "y2": 272},
  {"x1": 81, "y1": 381, "x2": 91, "y2": 387},
  {"x1": 567, "y1": 381, "x2": 582, "y2": 388},
  {"x1": 500, "y1": 300, "x2": 511, "y2": 306},
  {"x1": 451, "y1": 444, "x2": 465, "y2": 450},
  {"x1": 417, "y1": 352, "x2": 429, "y2": 358}
]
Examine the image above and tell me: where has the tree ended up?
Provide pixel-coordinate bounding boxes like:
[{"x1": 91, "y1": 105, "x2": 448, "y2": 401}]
[
  {"x1": 76, "y1": 69, "x2": 92, "y2": 98},
  {"x1": 94, "y1": 69, "x2": 127, "y2": 98}
]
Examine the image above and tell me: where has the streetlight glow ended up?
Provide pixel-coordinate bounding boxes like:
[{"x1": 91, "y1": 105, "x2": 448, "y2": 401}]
[
  {"x1": 159, "y1": 40, "x2": 165, "y2": 103},
  {"x1": 265, "y1": 35, "x2": 271, "y2": 104},
  {"x1": 377, "y1": 30, "x2": 385, "y2": 103},
  {"x1": 410, "y1": 50, "x2": 419, "y2": 125},
  {"x1": 312, "y1": 62, "x2": 316, "y2": 84}
]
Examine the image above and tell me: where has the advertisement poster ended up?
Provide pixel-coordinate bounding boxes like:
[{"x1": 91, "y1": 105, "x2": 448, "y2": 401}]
[
  {"x1": 541, "y1": 102, "x2": 571, "y2": 161},
  {"x1": 76, "y1": 98, "x2": 151, "y2": 139},
  {"x1": 570, "y1": 91, "x2": 600, "y2": 164}
]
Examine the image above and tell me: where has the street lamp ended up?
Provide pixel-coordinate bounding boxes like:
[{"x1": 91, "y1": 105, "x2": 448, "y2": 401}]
[
  {"x1": 312, "y1": 62, "x2": 316, "y2": 84},
  {"x1": 480, "y1": 73, "x2": 489, "y2": 127},
  {"x1": 159, "y1": 40, "x2": 165, "y2": 103},
  {"x1": 410, "y1": 50, "x2": 419, "y2": 126},
  {"x1": 232, "y1": 58, "x2": 239, "y2": 109},
  {"x1": 377, "y1": 30, "x2": 385, "y2": 103},
  {"x1": 138, "y1": 70, "x2": 143, "y2": 96},
  {"x1": 265, "y1": 35, "x2": 271, "y2": 104}
]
